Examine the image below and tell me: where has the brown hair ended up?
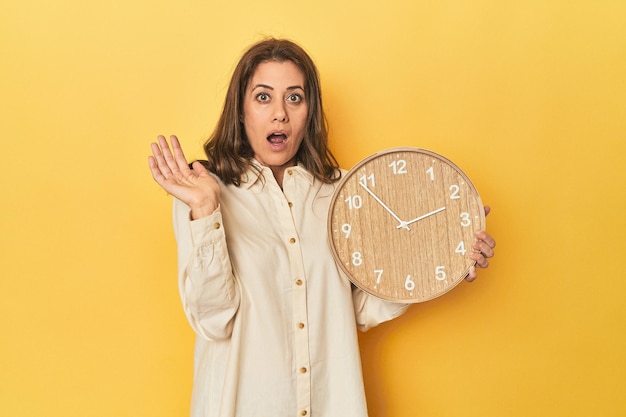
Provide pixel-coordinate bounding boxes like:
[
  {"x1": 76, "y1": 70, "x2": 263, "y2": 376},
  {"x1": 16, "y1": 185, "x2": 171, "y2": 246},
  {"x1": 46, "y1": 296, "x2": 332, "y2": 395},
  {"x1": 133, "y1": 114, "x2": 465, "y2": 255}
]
[{"x1": 201, "y1": 38, "x2": 340, "y2": 186}]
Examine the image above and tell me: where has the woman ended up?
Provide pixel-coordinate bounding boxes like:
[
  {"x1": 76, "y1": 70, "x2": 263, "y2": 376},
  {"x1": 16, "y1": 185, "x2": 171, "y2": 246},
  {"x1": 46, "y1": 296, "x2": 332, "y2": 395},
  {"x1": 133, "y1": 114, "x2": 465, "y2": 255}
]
[{"x1": 149, "y1": 38, "x2": 495, "y2": 417}]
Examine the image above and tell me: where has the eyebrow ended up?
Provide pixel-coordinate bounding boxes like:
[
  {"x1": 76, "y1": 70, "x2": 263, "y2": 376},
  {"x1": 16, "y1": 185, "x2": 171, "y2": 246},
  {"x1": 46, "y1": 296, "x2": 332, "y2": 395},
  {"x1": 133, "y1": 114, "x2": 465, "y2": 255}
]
[{"x1": 251, "y1": 84, "x2": 305, "y2": 91}]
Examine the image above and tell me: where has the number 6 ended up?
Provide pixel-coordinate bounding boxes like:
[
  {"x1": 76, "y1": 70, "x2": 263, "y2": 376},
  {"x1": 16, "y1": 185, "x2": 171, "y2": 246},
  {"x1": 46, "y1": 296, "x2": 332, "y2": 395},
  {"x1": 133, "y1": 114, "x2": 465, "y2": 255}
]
[{"x1": 404, "y1": 275, "x2": 415, "y2": 291}]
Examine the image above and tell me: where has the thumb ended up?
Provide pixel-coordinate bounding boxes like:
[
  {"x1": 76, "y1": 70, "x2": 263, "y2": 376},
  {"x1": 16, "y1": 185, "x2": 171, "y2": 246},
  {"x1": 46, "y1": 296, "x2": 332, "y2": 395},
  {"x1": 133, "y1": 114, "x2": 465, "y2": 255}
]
[{"x1": 191, "y1": 160, "x2": 211, "y2": 176}]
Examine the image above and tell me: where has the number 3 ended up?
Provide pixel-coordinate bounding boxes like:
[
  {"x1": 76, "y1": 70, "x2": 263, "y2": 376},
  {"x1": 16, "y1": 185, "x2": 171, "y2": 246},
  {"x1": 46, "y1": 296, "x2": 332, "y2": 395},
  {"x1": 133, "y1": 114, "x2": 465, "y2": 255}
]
[{"x1": 460, "y1": 212, "x2": 471, "y2": 227}]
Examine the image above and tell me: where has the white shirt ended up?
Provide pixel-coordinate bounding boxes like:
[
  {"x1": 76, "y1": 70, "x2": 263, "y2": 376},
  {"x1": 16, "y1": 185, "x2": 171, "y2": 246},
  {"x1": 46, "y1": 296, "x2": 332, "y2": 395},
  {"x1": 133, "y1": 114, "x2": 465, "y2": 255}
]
[{"x1": 173, "y1": 161, "x2": 409, "y2": 417}]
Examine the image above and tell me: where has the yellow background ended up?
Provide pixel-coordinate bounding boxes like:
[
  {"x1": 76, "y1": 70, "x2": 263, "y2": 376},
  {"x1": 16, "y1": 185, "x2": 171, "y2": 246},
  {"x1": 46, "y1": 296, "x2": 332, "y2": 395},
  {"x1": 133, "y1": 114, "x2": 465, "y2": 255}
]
[{"x1": 1, "y1": 0, "x2": 625, "y2": 416}]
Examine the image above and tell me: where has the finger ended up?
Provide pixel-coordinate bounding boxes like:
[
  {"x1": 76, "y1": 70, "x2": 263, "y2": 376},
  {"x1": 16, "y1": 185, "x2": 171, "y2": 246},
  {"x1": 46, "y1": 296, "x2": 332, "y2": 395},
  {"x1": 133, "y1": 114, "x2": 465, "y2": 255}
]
[
  {"x1": 150, "y1": 139, "x2": 175, "y2": 180},
  {"x1": 484, "y1": 205, "x2": 491, "y2": 217},
  {"x1": 148, "y1": 154, "x2": 176, "y2": 193},
  {"x1": 156, "y1": 135, "x2": 178, "y2": 175},
  {"x1": 191, "y1": 160, "x2": 211, "y2": 177},
  {"x1": 157, "y1": 135, "x2": 190, "y2": 180},
  {"x1": 473, "y1": 240, "x2": 495, "y2": 259},
  {"x1": 470, "y1": 251, "x2": 490, "y2": 268},
  {"x1": 475, "y1": 230, "x2": 496, "y2": 249},
  {"x1": 148, "y1": 155, "x2": 162, "y2": 180},
  {"x1": 465, "y1": 266, "x2": 477, "y2": 282},
  {"x1": 169, "y1": 135, "x2": 193, "y2": 176}
]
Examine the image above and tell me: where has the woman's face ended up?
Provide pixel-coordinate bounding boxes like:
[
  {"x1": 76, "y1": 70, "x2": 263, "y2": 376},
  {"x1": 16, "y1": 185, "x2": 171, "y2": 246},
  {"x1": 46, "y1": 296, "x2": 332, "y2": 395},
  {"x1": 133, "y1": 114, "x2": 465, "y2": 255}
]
[{"x1": 242, "y1": 60, "x2": 308, "y2": 183}]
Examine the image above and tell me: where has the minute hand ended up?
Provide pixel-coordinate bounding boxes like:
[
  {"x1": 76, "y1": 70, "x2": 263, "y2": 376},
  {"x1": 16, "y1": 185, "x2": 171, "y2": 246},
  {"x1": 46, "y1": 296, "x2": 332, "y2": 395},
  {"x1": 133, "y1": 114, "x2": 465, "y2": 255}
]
[
  {"x1": 358, "y1": 183, "x2": 408, "y2": 229},
  {"x1": 398, "y1": 206, "x2": 447, "y2": 229}
]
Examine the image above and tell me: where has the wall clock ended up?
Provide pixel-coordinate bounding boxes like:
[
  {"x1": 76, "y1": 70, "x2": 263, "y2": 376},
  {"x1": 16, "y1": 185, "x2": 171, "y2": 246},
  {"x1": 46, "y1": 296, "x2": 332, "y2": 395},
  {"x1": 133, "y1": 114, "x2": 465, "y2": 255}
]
[{"x1": 328, "y1": 148, "x2": 485, "y2": 303}]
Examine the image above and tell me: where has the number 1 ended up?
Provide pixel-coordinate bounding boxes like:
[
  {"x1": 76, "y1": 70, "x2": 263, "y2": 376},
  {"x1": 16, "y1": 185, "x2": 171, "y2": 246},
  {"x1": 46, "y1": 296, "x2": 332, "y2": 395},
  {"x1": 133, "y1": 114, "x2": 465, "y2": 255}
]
[
  {"x1": 426, "y1": 166, "x2": 434, "y2": 181},
  {"x1": 359, "y1": 173, "x2": 375, "y2": 188}
]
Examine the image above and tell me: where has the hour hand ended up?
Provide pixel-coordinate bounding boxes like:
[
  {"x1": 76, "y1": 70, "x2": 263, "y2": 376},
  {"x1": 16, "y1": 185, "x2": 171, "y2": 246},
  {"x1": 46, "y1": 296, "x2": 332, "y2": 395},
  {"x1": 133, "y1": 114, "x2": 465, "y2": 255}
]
[
  {"x1": 358, "y1": 183, "x2": 409, "y2": 230},
  {"x1": 398, "y1": 207, "x2": 446, "y2": 229}
]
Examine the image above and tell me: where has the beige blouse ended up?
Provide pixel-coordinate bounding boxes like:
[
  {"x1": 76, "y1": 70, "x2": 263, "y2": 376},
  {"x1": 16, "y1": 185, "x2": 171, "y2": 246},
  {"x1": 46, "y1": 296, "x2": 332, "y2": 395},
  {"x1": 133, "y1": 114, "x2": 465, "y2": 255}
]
[{"x1": 173, "y1": 162, "x2": 409, "y2": 417}]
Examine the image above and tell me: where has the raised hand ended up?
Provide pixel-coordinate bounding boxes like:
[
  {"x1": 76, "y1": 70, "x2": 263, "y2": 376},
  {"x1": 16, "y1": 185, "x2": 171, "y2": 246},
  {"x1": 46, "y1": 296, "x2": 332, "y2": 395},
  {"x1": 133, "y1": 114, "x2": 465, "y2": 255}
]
[{"x1": 148, "y1": 135, "x2": 220, "y2": 219}]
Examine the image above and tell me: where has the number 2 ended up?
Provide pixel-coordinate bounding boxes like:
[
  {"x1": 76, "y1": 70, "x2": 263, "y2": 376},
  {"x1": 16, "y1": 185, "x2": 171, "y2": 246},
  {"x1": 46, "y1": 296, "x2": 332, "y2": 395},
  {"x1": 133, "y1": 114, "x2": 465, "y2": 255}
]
[{"x1": 449, "y1": 184, "x2": 461, "y2": 200}]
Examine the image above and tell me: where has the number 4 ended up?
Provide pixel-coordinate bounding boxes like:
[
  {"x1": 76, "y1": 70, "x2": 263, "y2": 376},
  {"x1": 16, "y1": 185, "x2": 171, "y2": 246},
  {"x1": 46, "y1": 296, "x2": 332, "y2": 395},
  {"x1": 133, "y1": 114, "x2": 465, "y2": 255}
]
[{"x1": 455, "y1": 241, "x2": 467, "y2": 255}]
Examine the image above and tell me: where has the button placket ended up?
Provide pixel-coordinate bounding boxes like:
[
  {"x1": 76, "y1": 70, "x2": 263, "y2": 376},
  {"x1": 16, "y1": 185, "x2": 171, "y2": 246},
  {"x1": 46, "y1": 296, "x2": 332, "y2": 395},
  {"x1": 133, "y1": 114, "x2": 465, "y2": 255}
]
[
  {"x1": 278, "y1": 175, "x2": 312, "y2": 415},
  {"x1": 293, "y1": 273, "x2": 311, "y2": 414}
]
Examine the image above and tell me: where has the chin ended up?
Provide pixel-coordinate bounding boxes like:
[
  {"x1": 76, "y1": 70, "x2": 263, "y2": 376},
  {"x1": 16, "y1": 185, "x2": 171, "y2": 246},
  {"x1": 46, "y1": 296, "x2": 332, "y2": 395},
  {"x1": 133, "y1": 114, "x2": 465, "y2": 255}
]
[{"x1": 257, "y1": 153, "x2": 298, "y2": 168}]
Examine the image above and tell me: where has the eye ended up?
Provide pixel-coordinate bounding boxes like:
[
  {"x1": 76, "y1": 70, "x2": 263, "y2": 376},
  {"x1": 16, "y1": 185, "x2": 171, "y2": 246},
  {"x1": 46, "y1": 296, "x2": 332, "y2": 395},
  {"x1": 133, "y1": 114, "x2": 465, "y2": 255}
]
[
  {"x1": 256, "y1": 92, "x2": 270, "y2": 102},
  {"x1": 286, "y1": 93, "x2": 303, "y2": 103}
]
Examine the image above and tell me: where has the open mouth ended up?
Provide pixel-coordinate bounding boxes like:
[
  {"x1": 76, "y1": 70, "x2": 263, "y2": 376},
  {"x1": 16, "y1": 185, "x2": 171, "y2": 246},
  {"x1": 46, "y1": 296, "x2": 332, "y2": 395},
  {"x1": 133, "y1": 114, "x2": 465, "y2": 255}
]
[{"x1": 267, "y1": 132, "x2": 287, "y2": 144}]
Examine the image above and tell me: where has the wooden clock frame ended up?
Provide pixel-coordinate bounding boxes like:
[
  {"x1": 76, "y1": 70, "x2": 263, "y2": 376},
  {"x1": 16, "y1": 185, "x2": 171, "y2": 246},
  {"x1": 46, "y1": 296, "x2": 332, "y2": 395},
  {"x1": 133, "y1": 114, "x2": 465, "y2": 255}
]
[{"x1": 328, "y1": 147, "x2": 485, "y2": 303}]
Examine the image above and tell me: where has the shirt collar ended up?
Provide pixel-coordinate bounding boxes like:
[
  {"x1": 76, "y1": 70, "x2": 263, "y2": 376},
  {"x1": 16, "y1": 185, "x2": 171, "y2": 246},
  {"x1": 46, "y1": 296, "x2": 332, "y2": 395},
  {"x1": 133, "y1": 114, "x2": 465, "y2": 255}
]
[{"x1": 241, "y1": 159, "x2": 315, "y2": 189}]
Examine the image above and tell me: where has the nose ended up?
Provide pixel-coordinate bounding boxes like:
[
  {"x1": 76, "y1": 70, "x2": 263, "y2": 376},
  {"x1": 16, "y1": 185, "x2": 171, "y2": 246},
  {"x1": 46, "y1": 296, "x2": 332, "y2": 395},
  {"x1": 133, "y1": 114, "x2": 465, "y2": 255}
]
[{"x1": 273, "y1": 101, "x2": 288, "y2": 122}]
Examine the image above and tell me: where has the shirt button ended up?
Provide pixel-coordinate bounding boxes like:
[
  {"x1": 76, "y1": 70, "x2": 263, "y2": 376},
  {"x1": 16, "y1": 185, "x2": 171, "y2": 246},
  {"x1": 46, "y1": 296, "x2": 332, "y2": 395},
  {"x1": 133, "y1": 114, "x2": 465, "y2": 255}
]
[
  {"x1": 300, "y1": 367, "x2": 307, "y2": 373},
  {"x1": 289, "y1": 237, "x2": 296, "y2": 244},
  {"x1": 301, "y1": 411, "x2": 308, "y2": 416},
  {"x1": 213, "y1": 222, "x2": 221, "y2": 229},
  {"x1": 287, "y1": 170, "x2": 293, "y2": 175},
  {"x1": 288, "y1": 201, "x2": 293, "y2": 208},
  {"x1": 295, "y1": 279, "x2": 303, "y2": 286},
  {"x1": 297, "y1": 322, "x2": 305, "y2": 329}
]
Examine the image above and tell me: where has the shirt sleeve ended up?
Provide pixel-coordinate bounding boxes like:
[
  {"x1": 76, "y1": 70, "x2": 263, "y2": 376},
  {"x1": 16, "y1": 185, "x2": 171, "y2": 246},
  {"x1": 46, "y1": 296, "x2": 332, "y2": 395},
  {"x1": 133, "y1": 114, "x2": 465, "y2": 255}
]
[
  {"x1": 173, "y1": 198, "x2": 240, "y2": 341},
  {"x1": 351, "y1": 284, "x2": 410, "y2": 332}
]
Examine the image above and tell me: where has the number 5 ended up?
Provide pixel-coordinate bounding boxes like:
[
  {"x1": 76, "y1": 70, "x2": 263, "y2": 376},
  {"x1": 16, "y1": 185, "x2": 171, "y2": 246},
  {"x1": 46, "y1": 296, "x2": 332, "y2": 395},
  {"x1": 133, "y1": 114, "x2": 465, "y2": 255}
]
[{"x1": 435, "y1": 266, "x2": 446, "y2": 281}]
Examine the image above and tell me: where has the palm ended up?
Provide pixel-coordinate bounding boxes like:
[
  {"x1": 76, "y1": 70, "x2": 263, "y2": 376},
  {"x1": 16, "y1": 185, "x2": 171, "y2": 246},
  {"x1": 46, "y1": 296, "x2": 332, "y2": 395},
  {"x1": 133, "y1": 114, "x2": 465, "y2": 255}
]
[{"x1": 149, "y1": 135, "x2": 220, "y2": 211}]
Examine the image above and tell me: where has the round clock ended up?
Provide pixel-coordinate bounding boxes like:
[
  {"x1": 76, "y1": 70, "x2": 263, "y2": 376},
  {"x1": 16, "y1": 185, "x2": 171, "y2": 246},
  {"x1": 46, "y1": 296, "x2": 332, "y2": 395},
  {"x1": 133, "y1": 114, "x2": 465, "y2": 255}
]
[{"x1": 328, "y1": 147, "x2": 485, "y2": 303}]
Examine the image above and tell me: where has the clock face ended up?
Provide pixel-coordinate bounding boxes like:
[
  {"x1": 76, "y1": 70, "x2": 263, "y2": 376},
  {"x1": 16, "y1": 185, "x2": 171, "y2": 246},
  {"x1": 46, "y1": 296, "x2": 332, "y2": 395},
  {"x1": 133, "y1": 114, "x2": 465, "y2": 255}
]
[{"x1": 328, "y1": 148, "x2": 485, "y2": 303}]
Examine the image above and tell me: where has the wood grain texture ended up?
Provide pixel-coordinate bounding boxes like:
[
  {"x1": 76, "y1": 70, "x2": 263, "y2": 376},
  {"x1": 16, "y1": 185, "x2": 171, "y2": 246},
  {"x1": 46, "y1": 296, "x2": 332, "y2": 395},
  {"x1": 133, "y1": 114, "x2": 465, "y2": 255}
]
[{"x1": 328, "y1": 148, "x2": 485, "y2": 303}]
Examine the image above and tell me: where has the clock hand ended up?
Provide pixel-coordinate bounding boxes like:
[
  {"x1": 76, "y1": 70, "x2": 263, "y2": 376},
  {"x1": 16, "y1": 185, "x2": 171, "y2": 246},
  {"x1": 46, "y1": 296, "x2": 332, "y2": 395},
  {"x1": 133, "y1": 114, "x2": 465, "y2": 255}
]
[
  {"x1": 358, "y1": 183, "x2": 410, "y2": 230},
  {"x1": 398, "y1": 206, "x2": 446, "y2": 229}
]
